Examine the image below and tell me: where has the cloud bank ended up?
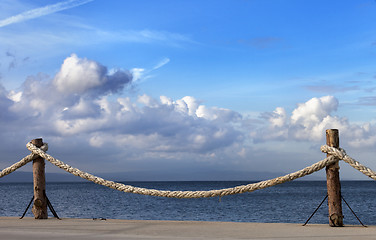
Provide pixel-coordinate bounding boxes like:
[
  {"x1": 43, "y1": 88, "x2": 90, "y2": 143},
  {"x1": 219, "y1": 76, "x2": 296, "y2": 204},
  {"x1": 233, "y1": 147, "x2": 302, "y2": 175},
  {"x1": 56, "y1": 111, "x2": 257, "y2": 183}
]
[
  {"x1": 0, "y1": 54, "x2": 244, "y2": 166},
  {"x1": 1, "y1": 54, "x2": 376, "y2": 178}
]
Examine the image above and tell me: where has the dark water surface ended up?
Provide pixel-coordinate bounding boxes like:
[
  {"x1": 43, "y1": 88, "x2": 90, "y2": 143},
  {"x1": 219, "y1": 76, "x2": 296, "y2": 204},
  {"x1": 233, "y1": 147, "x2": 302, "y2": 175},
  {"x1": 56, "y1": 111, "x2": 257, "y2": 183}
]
[{"x1": 0, "y1": 181, "x2": 375, "y2": 225}]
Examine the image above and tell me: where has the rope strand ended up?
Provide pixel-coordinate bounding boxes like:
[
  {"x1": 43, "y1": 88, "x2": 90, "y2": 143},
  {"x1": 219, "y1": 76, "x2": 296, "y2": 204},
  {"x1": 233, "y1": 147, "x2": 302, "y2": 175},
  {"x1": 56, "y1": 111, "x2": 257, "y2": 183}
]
[{"x1": 0, "y1": 144, "x2": 48, "y2": 178}]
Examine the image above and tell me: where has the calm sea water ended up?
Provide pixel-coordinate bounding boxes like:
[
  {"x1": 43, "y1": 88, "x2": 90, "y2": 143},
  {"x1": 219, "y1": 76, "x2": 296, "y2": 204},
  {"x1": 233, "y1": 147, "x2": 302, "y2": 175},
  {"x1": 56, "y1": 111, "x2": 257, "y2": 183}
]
[{"x1": 0, "y1": 181, "x2": 375, "y2": 225}]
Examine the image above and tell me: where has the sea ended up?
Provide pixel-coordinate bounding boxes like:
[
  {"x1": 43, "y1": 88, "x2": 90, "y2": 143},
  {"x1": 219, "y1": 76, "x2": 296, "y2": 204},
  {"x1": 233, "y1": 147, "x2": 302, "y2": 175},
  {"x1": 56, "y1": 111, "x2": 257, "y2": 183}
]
[{"x1": 0, "y1": 181, "x2": 375, "y2": 225}]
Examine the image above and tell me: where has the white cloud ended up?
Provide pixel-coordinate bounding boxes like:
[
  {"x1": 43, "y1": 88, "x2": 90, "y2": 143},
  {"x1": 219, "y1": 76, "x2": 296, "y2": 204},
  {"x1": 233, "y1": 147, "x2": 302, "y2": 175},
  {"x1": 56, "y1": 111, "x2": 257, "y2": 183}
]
[
  {"x1": 53, "y1": 54, "x2": 107, "y2": 94},
  {"x1": 290, "y1": 96, "x2": 338, "y2": 127},
  {"x1": 62, "y1": 98, "x2": 102, "y2": 119},
  {"x1": 269, "y1": 107, "x2": 286, "y2": 128},
  {"x1": 0, "y1": 0, "x2": 94, "y2": 28},
  {"x1": 137, "y1": 94, "x2": 159, "y2": 108},
  {"x1": 7, "y1": 90, "x2": 22, "y2": 102},
  {"x1": 53, "y1": 54, "x2": 132, "y2": 97},
  {"x1": 252, "y1": 96, "x2": 376, "y2": 148},
  {"x1": 160, "y1": 96, "x2": 173, "y2": 106},
  {"x1": 180, "y1": 96, "x2": 200, "y2": 116}
]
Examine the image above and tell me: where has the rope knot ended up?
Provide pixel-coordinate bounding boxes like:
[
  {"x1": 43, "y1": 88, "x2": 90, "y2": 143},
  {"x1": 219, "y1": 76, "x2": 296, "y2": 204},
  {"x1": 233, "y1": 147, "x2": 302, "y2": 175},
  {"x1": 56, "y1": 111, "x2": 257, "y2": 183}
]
[
  {"x1": 320, "y1": 145, "x2": 346, "y2": 160},
  {"x1": 27, "y1": 141, "x2": 49, "y2": 153}
]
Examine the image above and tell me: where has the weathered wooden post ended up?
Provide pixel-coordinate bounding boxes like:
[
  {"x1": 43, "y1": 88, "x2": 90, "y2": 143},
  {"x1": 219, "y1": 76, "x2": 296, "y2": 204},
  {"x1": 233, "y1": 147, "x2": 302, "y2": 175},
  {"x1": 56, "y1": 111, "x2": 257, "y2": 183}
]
[
  {"x1": 325, "y1": 129, "x2": 343, "y2": 226},
  {"x1": 31, "y1": 138, "x2": 48, "y2": 219}
]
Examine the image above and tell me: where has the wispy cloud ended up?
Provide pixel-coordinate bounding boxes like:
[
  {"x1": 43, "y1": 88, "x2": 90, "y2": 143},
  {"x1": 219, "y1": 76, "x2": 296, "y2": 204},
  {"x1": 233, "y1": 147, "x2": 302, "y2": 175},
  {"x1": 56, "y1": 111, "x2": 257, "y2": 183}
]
[
  {"x1": 131, "y1": 57, "x2": 171, "y2": 83},
  {"x1": 153, "y1": 58, "x2": 170, "y2": 70},
  {"x1": 0, "y1": 0, "x2": 94, "y2": 28}
]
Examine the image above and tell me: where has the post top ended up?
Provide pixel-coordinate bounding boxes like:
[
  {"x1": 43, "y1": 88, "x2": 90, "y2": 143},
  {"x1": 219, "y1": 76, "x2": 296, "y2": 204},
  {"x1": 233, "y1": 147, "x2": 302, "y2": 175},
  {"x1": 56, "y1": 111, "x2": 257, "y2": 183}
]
[
  {"x1": 326, "y1": 129, "x2": 338, "y2": 133},
  {"x1": 326, "y1": 129, "x2": 339, "y2": 148},
  {"x1": 31, "y1": 138, "x2": 43, "y2": 148}
]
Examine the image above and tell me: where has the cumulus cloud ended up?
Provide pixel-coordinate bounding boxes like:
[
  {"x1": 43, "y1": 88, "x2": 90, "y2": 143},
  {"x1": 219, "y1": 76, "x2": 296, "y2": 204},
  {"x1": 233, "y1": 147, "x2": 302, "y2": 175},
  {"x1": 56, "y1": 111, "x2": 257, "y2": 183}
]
[
  {"x1": 53, "y1": 54, "x2": 132, "y2": 97},
  {"x1": 291, "y1": 96, "x2": 338, "y2": 126},
  {"x1": 0, "y1": 54, "x2": 243, "y2": 165},
  {"x1": 84, "y1": 94, "x2": 243, "y2": 154},
  {"x1": 1, "y1": 54, "x2": 132, "y2": 140},
  {"x1": 53, "y1": 54, "x2": 106, "y2": 94},
  {"x1": 252, "y1": 96, "x2": 376, "y2": 147}
]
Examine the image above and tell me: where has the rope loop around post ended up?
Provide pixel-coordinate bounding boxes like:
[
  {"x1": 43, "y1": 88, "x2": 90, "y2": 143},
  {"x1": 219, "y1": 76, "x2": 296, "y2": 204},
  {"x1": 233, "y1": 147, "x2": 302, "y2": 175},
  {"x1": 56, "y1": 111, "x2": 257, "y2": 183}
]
[
  {"x1": 320, "y1": 145, "x2": 347, "y2": 160},
  {"x1": 321, "y1": 145, "x2": 376, "y2": 181}
]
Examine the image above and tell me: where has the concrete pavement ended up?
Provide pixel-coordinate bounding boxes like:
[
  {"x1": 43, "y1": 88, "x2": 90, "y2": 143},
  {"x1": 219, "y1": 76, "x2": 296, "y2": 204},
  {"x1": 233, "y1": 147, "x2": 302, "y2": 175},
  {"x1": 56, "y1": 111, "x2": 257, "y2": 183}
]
[{"x1": 0, "y1": 217, "x2": 374, "y2": 240}]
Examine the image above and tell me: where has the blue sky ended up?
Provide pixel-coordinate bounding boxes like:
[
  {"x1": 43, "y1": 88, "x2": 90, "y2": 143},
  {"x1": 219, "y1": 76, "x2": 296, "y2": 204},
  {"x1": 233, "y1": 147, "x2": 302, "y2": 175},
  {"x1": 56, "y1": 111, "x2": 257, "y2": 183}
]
[{"x1": 0, "y1": 0, "x2": 376, "y2": 180}]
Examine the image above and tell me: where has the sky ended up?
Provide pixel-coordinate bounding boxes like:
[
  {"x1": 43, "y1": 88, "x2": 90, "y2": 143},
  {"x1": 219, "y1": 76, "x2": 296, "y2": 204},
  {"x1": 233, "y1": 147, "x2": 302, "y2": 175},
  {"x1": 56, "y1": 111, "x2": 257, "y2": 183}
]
[{"x1": 0, "y1": 0, "x2": 376, "y2": 181}]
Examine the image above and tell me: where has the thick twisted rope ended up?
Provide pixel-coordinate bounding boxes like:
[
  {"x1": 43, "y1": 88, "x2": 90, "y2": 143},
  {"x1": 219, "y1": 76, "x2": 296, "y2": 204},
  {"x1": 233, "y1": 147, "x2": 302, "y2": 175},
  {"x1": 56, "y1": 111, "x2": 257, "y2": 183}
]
[
  {"x1": 0, "y1": 144, "x2": 48, "y2": 178},
  {"x1": 26, "y1": 142, "x2": 338, "y2": 198},
  {"x1": 321, "y1": 145, "x2": 376, "y2": 181}
]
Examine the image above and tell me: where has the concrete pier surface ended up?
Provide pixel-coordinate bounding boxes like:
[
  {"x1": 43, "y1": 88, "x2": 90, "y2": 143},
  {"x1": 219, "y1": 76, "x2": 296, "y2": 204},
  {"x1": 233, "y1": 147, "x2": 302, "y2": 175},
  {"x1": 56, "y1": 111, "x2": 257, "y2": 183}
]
[{"x1": 0, "y1": 217, "x2": 375, "y2": 240}]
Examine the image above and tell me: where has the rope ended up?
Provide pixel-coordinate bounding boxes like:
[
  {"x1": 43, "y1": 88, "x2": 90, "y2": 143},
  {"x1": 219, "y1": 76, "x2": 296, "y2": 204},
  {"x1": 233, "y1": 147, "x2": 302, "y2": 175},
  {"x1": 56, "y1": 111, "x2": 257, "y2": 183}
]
[
  {"x1": 321, "y1": 145, "x2": 376, "y2": 181},
  {"x1": 0, "y1": 144, "x2": 48, "y2": 178},
  {"x1": 26, "y1": 142, "x2": 338, "y2": 198},
  {"x1": 2, "y1": 141, "x2": 373, "y2": 198}
]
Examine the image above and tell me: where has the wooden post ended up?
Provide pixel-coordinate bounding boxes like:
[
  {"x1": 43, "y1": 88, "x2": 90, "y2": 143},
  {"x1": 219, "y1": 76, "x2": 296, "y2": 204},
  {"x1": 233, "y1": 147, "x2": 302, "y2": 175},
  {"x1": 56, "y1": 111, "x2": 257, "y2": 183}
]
[
  {"x1": 31, "y1": 138, "x2": 48, "y2": 219},
  {"x1": 325, "y1": 129, "x2": 343, "y2": 227}
]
